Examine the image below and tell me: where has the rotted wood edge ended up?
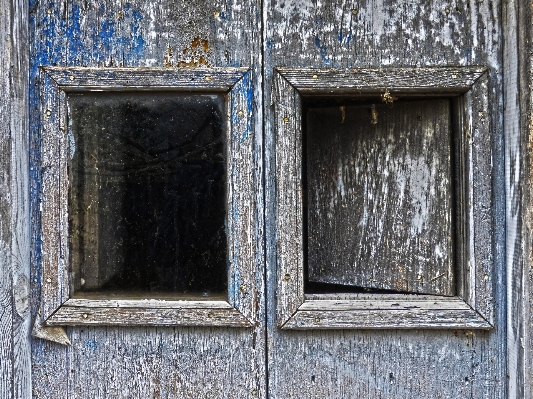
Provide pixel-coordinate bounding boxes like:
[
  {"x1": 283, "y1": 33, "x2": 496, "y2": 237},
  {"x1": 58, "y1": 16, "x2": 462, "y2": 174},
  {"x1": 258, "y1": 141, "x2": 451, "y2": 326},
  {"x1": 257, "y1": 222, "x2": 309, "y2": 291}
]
[
  {"x1": 276, "y1": 66, "x2": 488, "y2": 94},
  {"x1": 274, "y1": 68, "x2": 495, "y2": 330},
  {"x1": 39, "y1": 67, "x2": 257, "y2": 328}
]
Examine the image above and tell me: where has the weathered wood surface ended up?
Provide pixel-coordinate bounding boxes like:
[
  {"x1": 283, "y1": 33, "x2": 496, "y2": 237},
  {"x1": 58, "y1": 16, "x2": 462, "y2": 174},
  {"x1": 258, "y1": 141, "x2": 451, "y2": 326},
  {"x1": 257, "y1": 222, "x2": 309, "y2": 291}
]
[
  {"x1": 47, "y1": 306, "x2": 252, "y2": 327},
  {"x1": 40, "y1": 67, "x2": 256, "y2": 327},
  {"x1": 277, "y1": 66, "x2": 486, "y2": 93},
  {"x1": 30, "y1": 0, "x2": 265, "y2": 398},
  {"x1": 0, "y1": 0, "x2": 31, "y2": 397},
  {"x1": 505, "y1": 0, "x2": 533, "y2": 397},
  {"x1": 265, "y1": 0, "x2": 507, "y2": 397},
  {"x1": 274, "y1": 73, "x2": 305, "y2": 326},
  {"x1": 306, "y1": 100, "x2": 454, "y2": 295},
  {"x1": 45, "y1": 66, "x2": 248, "y2": 91}
]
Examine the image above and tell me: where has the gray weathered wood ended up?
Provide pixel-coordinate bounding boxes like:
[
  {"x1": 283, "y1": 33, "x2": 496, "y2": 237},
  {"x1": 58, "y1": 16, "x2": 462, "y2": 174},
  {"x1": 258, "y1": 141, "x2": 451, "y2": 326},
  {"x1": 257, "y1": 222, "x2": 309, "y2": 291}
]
[
  {"x1": 306, "y1": 100, "x2": 454, "y2": 295},
  {"x1": 504, "y1": 0, "x2": 533, "y2": 397},
  {"x1": 47, "y1": 305, "x2": 252, "y2": 327},
  {"x1": 274, "y1": 73, "x2": 305, "y2": 326},
  {"x1": 40, "y1": 67, "x2": 256, "y2": 327},
  {"x1": 275, "y1": 67, "x2": 493, "y2": 330},
  {"x1": 45, "y1": 66, "x2": 248, "y2": 91},
  {"x1": 0, "y1": 0, "x2": 31, "y2": 397},
  {"x1": 265, "y1": 1, "x2": 506, "y2": 397},
  {"x1": 277, "y1": 66, "x2": 487, "y2": 94}
]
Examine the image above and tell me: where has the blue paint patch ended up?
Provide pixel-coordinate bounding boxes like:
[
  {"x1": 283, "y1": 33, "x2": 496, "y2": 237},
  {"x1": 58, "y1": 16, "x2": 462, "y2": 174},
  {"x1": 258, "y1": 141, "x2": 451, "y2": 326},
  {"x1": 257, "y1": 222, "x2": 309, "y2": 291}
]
[
  {"x1": 314, "y1": 36, "x2": 330, "y2": 66},
  {"x1": 67, "y1": 6, "x2": 83, "y2": 61},
  {"x1": 337, "y1": 29, "x2": 353, "y2": 48},
  {"x1": 85, "y1": 338, "x2": 98, "y2": 351},
  {"x1": 129, "y1": 9, "x2": 145, "y2": 58}
]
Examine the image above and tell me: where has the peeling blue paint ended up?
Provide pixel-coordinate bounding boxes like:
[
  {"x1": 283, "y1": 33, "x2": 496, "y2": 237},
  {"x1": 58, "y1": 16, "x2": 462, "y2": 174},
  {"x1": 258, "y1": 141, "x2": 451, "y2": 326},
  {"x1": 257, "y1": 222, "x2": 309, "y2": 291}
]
[
  {"x1": 129, "y1": 9, "x2": 145, "y2": 59},
  {"x1": 337, "y1": 29, "x2": 353, "y2": 48},
  {"x1": 29, "y1": 1, "x2": 148, "y2": 329},
  {"x1": 314, "y1": 36, "x2": 330, "y2": 66},
  {"x1": 68, "y1": 6, "x2": 83, "y2": 61},
  {"x1": 85, "y1": 338, "x2": 98, "y2": 351}
]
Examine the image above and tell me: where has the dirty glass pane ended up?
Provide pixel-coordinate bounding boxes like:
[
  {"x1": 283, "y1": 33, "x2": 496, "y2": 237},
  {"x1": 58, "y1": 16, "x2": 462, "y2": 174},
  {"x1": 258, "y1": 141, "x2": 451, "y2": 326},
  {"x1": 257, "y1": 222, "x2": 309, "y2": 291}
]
[{"x1": 68, "y1": 92, "x2": 227, "y2": 297}]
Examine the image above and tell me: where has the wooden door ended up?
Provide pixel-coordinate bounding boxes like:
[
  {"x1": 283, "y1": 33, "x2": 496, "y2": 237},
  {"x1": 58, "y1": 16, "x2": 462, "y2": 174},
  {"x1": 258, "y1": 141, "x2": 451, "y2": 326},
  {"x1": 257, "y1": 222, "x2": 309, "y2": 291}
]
[
  {"x1": 28, "y1": 1, "x2": 266, "y2": 398},
  {"x1": 264, "y1": 1, "x2": 530, "y2": 399},
  {"x1": 0, "y1": 0, "x2": 526, "y2": 398}
]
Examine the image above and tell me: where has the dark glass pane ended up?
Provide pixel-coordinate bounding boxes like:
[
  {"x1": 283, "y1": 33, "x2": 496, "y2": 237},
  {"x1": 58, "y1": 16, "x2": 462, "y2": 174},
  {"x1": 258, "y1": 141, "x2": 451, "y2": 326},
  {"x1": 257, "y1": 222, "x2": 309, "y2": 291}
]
[{"x1": 68, "y1": 92, "x2": 227, "y2": 297}]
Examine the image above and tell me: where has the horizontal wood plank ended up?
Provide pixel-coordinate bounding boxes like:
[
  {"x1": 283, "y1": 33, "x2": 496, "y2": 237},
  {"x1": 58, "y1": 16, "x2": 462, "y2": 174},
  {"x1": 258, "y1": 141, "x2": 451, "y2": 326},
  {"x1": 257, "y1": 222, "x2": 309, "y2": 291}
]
[
  {"x1": 283, "y1": 305, "x2": 491, "y2": 330},
  {"x1": 64, "y1": 298, "x2": 233, "y2": 309},
  {"x1": 277, "y1": 67, "x2": 487, "y2": 93},
  {"x1": 44, "y1": 66, "x2": 248, "y2": 91},
  {"x1": 46, "y1": 305, "x2": 252, "y2": 327},
  {"x1": 298, "y1": 297, "x2": 472, "y2": 311}
]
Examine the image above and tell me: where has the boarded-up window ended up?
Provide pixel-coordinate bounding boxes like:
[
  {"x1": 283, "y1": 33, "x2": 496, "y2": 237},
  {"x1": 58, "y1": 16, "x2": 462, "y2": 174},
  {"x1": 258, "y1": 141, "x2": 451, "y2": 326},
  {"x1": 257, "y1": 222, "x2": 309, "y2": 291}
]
[{"x1": 305, "y1": 99, "x2": 454, "y2": 296}]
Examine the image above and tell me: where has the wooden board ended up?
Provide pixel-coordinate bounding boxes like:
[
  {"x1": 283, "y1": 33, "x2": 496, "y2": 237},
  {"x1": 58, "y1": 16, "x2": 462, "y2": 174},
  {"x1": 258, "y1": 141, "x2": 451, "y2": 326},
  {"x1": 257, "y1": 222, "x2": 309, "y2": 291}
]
[
  {"x1": 264, "y1": 0, "x2": 508, "y2": 397},
  {"x1": 0, "y1": 0, "x2": 31, "y2": 398},
  {"x1": 306, "y1": 100, "x2": 454, "y2": 295}
]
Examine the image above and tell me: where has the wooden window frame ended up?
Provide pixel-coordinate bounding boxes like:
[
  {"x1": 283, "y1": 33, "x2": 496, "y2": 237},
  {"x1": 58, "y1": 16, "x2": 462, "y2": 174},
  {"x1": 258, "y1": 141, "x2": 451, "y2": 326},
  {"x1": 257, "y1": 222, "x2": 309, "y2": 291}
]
[
  {"x1": 274, "y1": 67, "x2": 494, "y2": 329},
  {"x1": 40, "y1": 67, "x2": 256, "y2": 327}
]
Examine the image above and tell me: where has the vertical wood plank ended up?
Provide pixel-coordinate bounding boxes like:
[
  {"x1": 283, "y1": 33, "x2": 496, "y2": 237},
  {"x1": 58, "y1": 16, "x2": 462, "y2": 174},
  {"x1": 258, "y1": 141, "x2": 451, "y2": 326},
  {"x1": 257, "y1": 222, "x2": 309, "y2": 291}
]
[
  {"x1": 274, "y1": 74, "x2": 305, "y2": 325},
  {"x1": 306, "y1": 100, "x2": 454, "y2": 295},
  {"x1": 0, "y1": 0, "x2": 31, "y2": 397},
  {"x1": 504, "y1": 0, "x2": 532, "y2": 397}
]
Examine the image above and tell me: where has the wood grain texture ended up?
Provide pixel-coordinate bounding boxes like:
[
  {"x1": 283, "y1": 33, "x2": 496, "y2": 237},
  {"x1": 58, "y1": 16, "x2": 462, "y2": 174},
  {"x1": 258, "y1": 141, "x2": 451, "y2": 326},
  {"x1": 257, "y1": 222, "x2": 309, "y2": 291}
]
[
  {"x1": 277, "y1": 66, "x2": 487, "y2": 93},
  {"x1": 30, "y1": 0, "x2": 265, "y2": 397},
  {"x1": 274, "y1": 73, "x2": 305, "y2": 326},
  {"x1": 40, "y1": 66, "x2": 256, "y2": 327},
  {"x1": 504, "y1": 0, "x2": 532, "y2": 397},
  {"x1": 40, "y1": 73, "x2": 68, "y2": 321},
  {"x1": 264, "y1": 0, "x2": 506, "y2": 397},
  {"x1": 45, "y1": 66, "x2": 248, "y2": 91},
  {"x1": 47, "y1": 306, "x2": 252, "y2": 327},
  {"x1": 0, "y1": 0, "x2": 31, "y2": 397},
  {"x1": 306, "y1": 100, "x2": 454, "y2": 295}
]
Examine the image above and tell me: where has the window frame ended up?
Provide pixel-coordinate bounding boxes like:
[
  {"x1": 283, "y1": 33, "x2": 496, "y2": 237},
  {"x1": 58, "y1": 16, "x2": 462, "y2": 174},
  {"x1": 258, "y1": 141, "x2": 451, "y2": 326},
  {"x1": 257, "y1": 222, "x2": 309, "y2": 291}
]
[
  {"x1": 40, "y1": 67, "x2": 256, "y2": 327},
  {"x1": 274, "y1": 66, "x2": 494, "y2": 329}
]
